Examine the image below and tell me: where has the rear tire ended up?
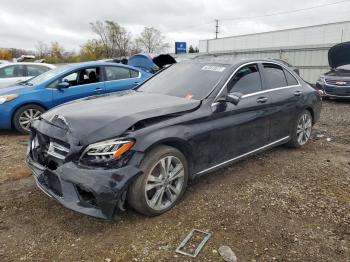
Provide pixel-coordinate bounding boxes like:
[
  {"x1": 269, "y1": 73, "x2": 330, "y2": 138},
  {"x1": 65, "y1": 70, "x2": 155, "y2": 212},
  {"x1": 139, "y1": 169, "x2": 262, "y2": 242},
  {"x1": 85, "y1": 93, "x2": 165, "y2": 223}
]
[
  {"x1": 286, "y1": 110, "x2": 313, "y2": 148},
  {"x1": 127, "y1": 145, "x2": 189, "y2": 216},
  {"x1": 13, "y1": 104, "x2": 45, "y2": 134}
]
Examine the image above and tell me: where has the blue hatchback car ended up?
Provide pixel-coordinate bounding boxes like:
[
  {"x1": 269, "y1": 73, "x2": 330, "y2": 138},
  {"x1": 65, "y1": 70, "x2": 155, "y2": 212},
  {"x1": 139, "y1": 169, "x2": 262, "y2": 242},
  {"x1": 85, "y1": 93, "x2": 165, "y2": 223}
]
[{"x1": 0, "y1": 62, "x2": 151, "y2": 134}]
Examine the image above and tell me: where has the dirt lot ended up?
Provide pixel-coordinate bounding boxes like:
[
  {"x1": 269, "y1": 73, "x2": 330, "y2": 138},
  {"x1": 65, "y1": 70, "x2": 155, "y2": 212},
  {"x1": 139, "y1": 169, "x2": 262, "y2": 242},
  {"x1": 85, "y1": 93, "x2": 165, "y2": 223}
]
[{"x1": 0, "y1": 100, "x2": 349, "y2": 262}]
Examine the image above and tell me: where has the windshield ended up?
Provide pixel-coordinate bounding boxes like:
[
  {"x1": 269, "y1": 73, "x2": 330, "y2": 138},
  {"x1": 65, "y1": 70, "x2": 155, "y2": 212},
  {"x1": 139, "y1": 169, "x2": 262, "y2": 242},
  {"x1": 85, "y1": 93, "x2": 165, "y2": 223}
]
[
  {"x1": 26, "y1": 65, "x2": 71, "y2": 86},
  {"x1": 137, "y1": 62, "x2": 229, "y2": 100}
]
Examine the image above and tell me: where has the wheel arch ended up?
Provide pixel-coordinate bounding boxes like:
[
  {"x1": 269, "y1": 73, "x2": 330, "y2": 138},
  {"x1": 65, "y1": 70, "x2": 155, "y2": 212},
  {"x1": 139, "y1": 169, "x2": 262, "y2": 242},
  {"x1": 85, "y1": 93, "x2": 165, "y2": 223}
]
[
  {"x1": 143, "y1": 138, "x2": 195, "y2": 177},
  {"x1": 304, "y1": 106, "x2": 315, "y2": 124},
  {"x1": 11, "y1": 102, "x2": 48, "y2": 127}
]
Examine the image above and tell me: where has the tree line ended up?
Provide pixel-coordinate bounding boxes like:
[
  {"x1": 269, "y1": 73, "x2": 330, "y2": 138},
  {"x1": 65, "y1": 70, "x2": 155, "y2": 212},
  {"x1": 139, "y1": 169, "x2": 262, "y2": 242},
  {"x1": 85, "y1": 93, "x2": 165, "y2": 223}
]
[{"x1": 1, "y1": 21, "x2": 195, "y2": 63}]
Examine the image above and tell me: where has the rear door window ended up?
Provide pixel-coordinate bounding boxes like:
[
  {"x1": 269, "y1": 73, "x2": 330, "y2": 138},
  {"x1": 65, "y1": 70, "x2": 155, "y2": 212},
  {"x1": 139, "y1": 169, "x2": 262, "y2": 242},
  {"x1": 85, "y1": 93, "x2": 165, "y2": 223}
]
[
  {"x1": 263, "y1": 63, "x2": 287, "y2": 89},
  {"x1": 227, "y1": 64, "x2": 262, "y2": 95},
  {"x1": 105, "y1": 66, "x2": 133, "y2": 81}
]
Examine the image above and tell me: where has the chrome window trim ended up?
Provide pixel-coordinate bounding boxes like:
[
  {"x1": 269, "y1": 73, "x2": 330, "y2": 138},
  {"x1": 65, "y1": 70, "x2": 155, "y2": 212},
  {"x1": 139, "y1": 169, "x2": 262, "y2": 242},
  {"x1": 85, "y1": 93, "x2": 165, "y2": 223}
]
[
  {"x1": 241, "y1": 84, "x2": 301, "y2": 98},
  {"x1": 212, "y1": 60, "x2": 301, "y2": 105},
  {"x1": 196, "y1": 136, "x2": 290, "y2": 175},
  {"x1": 102, "y1": 73, "x2": 141, "y2": 84}
]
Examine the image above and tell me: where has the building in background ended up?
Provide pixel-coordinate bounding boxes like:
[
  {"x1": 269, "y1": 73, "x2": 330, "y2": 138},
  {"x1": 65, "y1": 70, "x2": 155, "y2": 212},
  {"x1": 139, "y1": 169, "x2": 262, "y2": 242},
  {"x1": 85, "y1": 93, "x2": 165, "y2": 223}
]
[{"x1": 195, "y1": 21, "x2": 350, "y2": 83}]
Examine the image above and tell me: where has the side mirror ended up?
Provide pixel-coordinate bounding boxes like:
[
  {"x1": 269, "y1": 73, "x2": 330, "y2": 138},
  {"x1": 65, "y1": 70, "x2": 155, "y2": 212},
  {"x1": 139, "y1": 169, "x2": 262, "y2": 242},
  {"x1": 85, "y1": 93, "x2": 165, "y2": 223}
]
[
  {"x1": 226, "y1": 92, "x2": 242, "y2": 105},
  {"x1": 224, "y1": 92, "x2": 243, "y2": 105},
  {"x1": 57, "y1": 81, "x2": 70, "y2": 90}
]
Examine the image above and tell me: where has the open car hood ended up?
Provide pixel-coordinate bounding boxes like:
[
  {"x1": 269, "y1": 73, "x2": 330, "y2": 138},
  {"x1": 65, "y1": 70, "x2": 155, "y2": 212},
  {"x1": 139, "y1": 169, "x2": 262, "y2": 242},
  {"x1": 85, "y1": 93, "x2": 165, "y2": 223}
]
[
  {"x1": 328, "y1": 41, "x2": 350, "y2": 69},
  {"x1": 128, "y1": 53, "x2": 176, "y2": 73},
  {"x1": 37, "y1": 91, "x2": 200, "y2": 145}
]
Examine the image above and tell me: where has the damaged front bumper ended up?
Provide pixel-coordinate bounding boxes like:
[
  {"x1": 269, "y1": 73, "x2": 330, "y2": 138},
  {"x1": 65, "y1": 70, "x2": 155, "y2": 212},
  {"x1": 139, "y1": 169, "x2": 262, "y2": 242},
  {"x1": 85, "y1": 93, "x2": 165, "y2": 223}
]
[
  {"x1": 26, "y1": 155, "x2": 142, "y2": 219},
  {"x1": 26, "y1": 118, "x2": 143, "y2": 220}
]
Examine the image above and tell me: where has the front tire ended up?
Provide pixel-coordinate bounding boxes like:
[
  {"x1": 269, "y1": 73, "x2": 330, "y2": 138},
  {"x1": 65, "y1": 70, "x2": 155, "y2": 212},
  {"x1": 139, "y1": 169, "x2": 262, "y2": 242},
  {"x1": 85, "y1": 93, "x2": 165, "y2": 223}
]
[
  {"x1": 13, "y1": 104, "x2": 45, "y2": 134},
  {"x1": 287, "y1": 110, "x2": 313, "y2": 148},
  {"x1": 127, "y1": 145, "x2": 189, "y2": 216}
]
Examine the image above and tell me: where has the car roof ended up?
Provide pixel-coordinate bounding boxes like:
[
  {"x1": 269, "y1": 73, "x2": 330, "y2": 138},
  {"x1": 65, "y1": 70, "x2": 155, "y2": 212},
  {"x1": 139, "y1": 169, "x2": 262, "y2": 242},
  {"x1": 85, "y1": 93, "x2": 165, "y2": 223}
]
[
  {"x1": 190, "y1": 56, "x2": 291, "y2": 68},
  {"x1": 0, "y1": 62, "x2": 55, "y2": 68},
  {"x1": 59, "y1": 61, "x2": 140, "y2": 71}
]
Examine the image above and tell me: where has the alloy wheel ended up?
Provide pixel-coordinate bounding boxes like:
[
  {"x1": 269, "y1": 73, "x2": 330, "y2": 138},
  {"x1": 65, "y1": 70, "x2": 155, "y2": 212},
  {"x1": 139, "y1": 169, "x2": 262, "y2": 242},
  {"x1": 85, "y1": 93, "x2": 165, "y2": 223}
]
[
  {"x1": 297, "y1": 113, "x2": 312, "y2": 145},
  {"x1": 145, "y1": 155, "x2": 185, "y2": 211},
  {"x1": 19, "y1": 109, "x2": 42, "y2": 132}
]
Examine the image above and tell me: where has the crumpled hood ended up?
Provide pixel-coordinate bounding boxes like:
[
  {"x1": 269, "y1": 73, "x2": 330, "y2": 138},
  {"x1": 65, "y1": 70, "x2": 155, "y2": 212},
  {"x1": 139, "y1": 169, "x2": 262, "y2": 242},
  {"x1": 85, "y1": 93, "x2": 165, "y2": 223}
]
[
  {"x1": 40, "y1": 91, "x2": 200, "y2": 145},
  {"x1": 328, "y1": 41, "x2": 350, "y2": 69}
]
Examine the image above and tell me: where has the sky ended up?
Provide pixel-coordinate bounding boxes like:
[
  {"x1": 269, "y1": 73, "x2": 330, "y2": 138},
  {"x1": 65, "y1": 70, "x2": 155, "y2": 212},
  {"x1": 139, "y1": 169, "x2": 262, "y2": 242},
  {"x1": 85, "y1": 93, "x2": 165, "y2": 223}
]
[{"x1": 1, "y1": 0, "x2": 350, "y2": 53}]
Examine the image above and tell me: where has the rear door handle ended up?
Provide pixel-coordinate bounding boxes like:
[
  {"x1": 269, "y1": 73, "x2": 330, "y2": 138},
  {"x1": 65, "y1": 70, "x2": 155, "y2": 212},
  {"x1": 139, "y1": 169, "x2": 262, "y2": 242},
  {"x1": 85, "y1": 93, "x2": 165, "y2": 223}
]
[
  {"x1": 94, "y1": 87, "x2": 103, "y2": 92},
  {"x1": 294, "y1": 91, "x2": 302, "y2": 96},
  {"x1": 256, "y1": 97, "x2": 268, "y2": 103}
]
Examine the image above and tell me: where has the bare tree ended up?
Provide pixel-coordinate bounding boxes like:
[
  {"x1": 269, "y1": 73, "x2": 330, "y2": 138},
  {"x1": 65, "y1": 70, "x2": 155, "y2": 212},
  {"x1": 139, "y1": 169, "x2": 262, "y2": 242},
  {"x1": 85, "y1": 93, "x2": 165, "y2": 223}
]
[
  {"x1": 90, "y1": 21, "x2": 131, "y2": 58},
  {"x1": 115, "y1": 27, "x2": 131, "y2": 57},
  {"x1": 136, "y1": 27, "x2": 170, "y2": 53},
  {"x1": 35, "y1": 41, "x2": 49, "y2": 58},
  {"x1": 129, "y1": 40, "x2": 142, "y2": 55},
  {"x1": 90, "y1": 21, "x2": 110, "y2": 57}
]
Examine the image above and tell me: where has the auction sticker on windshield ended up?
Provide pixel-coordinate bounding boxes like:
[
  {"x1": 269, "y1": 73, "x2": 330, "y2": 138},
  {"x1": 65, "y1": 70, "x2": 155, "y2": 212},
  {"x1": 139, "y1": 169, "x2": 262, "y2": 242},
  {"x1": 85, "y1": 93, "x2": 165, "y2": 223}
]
[{"x1": 201, "y1": 65, "x2": 226, "y2": 72}]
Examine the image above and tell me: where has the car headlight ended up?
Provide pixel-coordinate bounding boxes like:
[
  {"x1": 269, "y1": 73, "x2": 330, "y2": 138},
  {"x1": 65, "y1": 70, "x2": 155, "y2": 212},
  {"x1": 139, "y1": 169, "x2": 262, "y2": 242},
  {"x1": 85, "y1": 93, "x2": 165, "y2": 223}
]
[
  {"x1": 0, "y1": 94, "x2": 18, "y2": 105},
  {"x1": 80, "y1": 138, "x2": 135, "y2": 167}
]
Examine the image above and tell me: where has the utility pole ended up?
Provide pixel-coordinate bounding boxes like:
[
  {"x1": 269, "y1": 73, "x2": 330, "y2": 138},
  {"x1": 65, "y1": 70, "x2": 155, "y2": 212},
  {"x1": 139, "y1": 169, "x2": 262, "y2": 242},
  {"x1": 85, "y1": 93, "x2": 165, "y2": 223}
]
[{"x1": 215, "y1": 19, "x2": 219, "y2": 39}]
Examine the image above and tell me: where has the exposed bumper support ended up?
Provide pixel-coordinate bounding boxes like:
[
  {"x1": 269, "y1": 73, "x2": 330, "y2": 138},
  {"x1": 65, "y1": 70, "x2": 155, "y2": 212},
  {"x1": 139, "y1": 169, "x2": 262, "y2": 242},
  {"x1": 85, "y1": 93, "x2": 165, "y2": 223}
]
[{"x1": 26, "y1": 155, "x2": 142, "y2": 219}]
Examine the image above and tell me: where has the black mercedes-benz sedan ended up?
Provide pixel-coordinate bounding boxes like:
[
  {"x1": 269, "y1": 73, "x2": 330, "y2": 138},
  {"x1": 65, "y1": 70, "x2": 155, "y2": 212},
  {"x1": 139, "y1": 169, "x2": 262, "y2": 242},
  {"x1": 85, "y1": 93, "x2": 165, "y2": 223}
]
[
  {"x1": 27, "y1": 59, "x2": 322, "y2": 219},
  {"x1": 316, "y1": 41, "x2": 350, "y2": 98}
]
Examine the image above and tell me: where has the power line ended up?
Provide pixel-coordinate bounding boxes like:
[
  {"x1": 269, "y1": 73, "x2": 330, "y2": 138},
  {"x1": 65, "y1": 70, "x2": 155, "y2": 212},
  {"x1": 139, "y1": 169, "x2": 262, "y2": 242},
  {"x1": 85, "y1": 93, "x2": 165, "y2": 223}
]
[
  {"x1": 221, "y1": 0, "x2": 350, "y2": 21},
  {"x1": 167, "y1": 0, "x2": 350, "y2": 34}
]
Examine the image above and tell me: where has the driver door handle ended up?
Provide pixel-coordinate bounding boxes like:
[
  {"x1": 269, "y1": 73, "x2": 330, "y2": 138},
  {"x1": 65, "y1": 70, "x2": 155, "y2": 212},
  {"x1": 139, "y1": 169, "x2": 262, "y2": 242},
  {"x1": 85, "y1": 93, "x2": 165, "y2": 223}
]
[
  {"x1": 94, "y1": 87, "x2": 103, "y2": 92},
  {"x1": 256, "y1": 97, "x2": 268, "y2": 103},
  {"x1": 294, "y1": 91, "x2": 302, "y2": 96}
]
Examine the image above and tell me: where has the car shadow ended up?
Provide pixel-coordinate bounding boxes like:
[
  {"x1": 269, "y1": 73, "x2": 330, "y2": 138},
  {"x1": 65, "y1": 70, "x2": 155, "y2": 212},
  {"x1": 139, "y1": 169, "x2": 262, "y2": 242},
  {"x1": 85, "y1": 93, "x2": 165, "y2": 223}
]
[
  {"x1": 0, "y1": 129, "x2": 25, "y2": 136},
  {"x1": 324, "y1": 98, "x2": 350, "y2": 104}
]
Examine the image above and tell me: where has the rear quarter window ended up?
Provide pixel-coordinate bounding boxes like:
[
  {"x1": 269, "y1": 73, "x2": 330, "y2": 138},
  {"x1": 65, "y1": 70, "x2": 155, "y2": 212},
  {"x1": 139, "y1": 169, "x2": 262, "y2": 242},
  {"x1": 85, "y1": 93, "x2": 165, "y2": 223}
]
[
  {"x1": 130, "y1": 69, "x2": 139, "y2": 78},
  {"x1": 284, "y1": 69, "x2": 299, "y2": 86}
]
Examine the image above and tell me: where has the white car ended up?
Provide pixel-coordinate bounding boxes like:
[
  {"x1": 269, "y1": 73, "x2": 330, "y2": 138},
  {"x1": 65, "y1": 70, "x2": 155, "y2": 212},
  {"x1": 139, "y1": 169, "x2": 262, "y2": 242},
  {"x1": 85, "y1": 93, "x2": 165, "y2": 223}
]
[{"x1": 0, "y1": 62, "x2": 55, "y2": 88}]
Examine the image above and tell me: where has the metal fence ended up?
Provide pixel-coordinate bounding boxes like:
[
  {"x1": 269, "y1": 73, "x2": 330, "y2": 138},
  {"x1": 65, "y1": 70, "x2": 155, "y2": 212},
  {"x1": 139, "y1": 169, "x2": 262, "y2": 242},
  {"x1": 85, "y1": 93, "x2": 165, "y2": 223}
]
[{"x1": 187, "y1": 21, "x2": 350, "y2": 83}]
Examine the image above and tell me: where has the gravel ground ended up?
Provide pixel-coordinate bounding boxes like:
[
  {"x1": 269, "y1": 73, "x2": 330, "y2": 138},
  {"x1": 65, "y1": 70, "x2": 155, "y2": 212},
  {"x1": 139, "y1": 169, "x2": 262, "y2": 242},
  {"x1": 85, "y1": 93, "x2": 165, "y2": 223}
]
[{"x1": 0, "y1": 100, "x2": 349, "y2": 262}]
